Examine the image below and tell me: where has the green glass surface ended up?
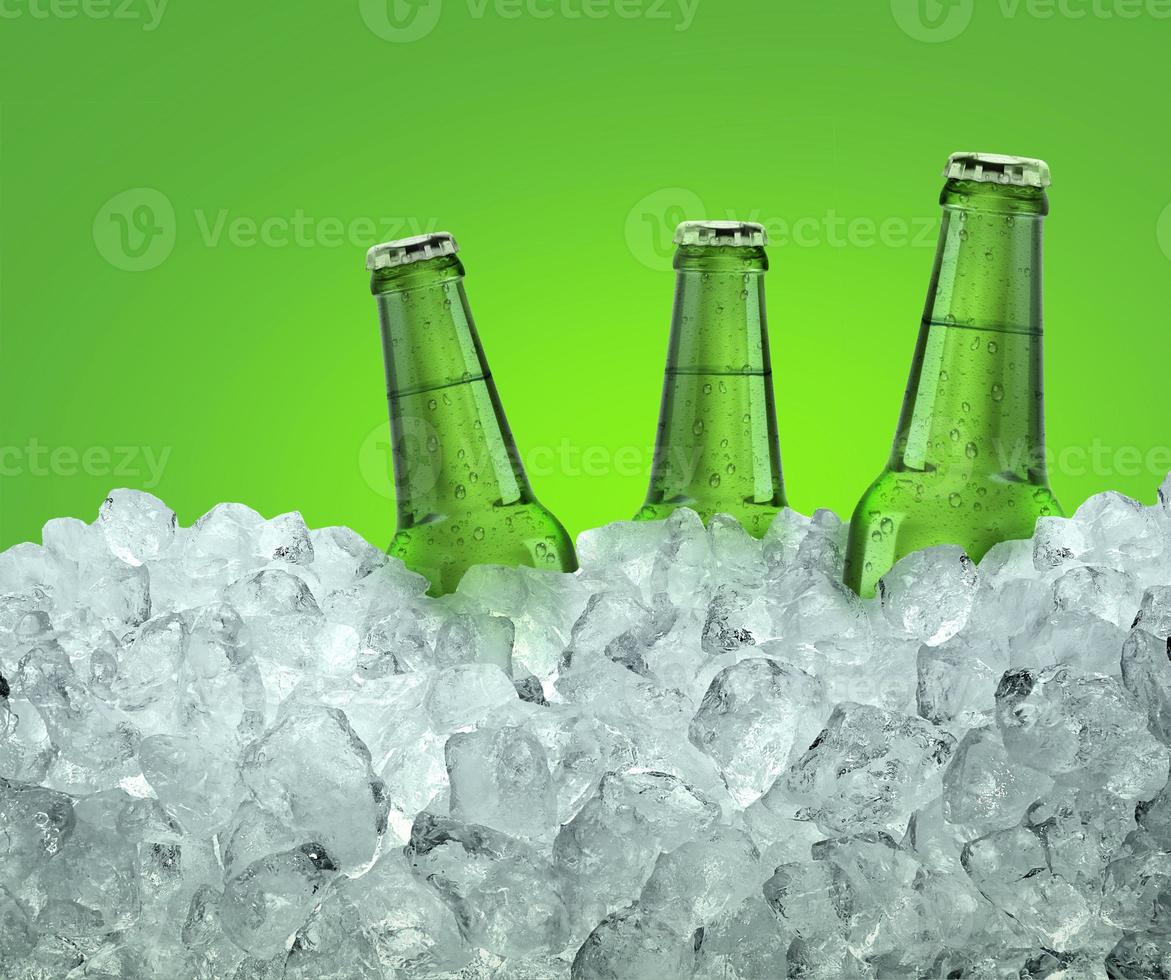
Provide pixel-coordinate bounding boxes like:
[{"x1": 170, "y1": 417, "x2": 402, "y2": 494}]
[
  {"x1": 373, "y1": 250, "x2": 576, "y2": 595},
  {"x1": 637, "y1": 240, "x2": 786, "y2": 537},
  {"x1": 844, "y1": 176, "x2": 1062, "y2": 597}
]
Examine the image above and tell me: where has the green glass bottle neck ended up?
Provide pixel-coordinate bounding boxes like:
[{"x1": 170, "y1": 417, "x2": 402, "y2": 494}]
[
  {"x1": 372, "y1": 255, "x2": 488, "y2": 393},
  {"x1": 667, "y1": 245, "x2": 771, "y2": 374},
  {"x1": 645, "y1": 245, "x2": 785, "y2": 515},
  {"x1": 890, "y1": 180, "x2": 1049, "y2": 480},
  {"x1": 373, "y1": 256, "x2": 534, "y2": 520}
]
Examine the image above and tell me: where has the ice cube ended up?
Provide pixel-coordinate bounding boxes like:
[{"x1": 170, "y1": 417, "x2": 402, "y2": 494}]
[
  {"x1": 995, "y1": 665, "x2": 1169, "y2": 797},
  {"x1": 345, "y1": 851, "x2": 469, "y2": 976},
  {"x1": 1121, "y1": 626, "x2": 1171, "y2": 742},
  {"x1": 571, "y1": 905, "x2": 697, "y2": 980},
  {"x1": 424, "y1": 664, "x2": 517, "y2": 734},
  {"x1": 283, "y1": 897, "x2": 382, "y2": 980},
  {"x1": 446, "y1": 725, "x2": 556, "y2": 840},
  {"x1": 258, "y1": 512, "x2": 314, "y2": 566},
  {"x1": 98, "y1": 489, "x2": 176, "y2": 567},
  {"x1": 879, "y1": 545, "x2": 977, "y2": 646},
  {"x1": 240, "y1": 703, "x2": 386, "y2": 872},
  {"x1": 405, "y1": 811, "x2": 569, "y2": 957},
  {"x1": 220, "y1": 843, "x2": 338, "y2": 959},
  {"x1": 553, "y1": 768, "x2": 719, "y2": 934},
  {"x1": 688, "y1": 657, "x2": 826, "y2": 806},
  {"x1": 916, "y1": 632, "x2": 1006, "y2": 730},
  {"x1": 942, "y1": 725, "x2": 1050, "y2": 832},
  {"x1": 637, "y1": 824, "x2": 763, "y2": 936},
  {"x1": 766, "y1": 702, "x2": 956, "y2": 834},
  {"x1": 961, "y1": 825, "x2": 1091, "y2": 948},
  {"x1": 138, "y1": 734, "x2": 243, "y2": 836},
  {"x1": 0, "y1": 777, "x2": 75, "y2": 887}
]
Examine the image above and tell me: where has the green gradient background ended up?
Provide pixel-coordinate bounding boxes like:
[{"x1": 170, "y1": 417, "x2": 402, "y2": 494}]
[{"x1": 1, "y1": 0, "x2": 1169, "y2": 548}]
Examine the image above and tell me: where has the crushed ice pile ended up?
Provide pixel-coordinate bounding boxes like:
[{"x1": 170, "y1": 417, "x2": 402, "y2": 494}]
[{"x1": 8, "y1": 485, "x2": 1171, "y2": 979}]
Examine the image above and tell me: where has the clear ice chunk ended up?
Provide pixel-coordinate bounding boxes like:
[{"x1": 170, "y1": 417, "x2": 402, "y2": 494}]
[
  {"x1": 240, "y1": 703, "x2": 386, "y2": 872},
  {"x1": 446, "y1": 724, "x2": 556, "y2": 840},
  {"x1": 688, "y1": 657, "x2": 826, "y2": 806},
  {"x1": 220, "y1": 842, "x2": 338, "y2": 958},
  {"x1": 766, "y1": 702, "x2": 956, "y2": 834}
]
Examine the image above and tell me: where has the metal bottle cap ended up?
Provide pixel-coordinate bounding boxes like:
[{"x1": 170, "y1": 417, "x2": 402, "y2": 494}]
[
  {"x1": 366, "y1": 232, "x2": 460, "y2": 271},
  {"x1": 674, "y1": 221, "x2": 768, "y2": 248},
  {"x1": 944, "y1": 152, "x2": 1051, "y2": 189}
]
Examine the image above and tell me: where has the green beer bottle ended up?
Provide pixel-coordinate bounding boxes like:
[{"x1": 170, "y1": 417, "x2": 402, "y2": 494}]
[
  {"x1": 844, "y1": 153, "x2": 1063, "y2": 598},
  {"x1": 636, "y1": 221, "x2": 787, "y2": 537},
  {"x1": 369, "y1": 233, "x2": 577, "y2": 596}
]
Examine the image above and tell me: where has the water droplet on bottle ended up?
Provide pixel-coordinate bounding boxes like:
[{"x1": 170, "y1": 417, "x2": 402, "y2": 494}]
[
  {"x1": 987, "y1": 340, "x2": 998, "y2": 354},
  {"x1": 879, "y1": 517, "x2": 894, "y2": 535},
  {"x1": 949, "y1": 428, "x2": 960, "y2": 442},
  {"x1": 961, "y1": 401, "x2": 971, "y2": 413},
  {"x1": 944, "y1": 314, "x2": 956, "y2": 326},
  {"x1": 427, "y1": 435, "x2": 439, "y2": 453},
  {"x1": 703, "y1": 383, "x2": 713, "y2": 395},
  {"x1": 742, "y1": 413, "x2": 751, "y2": 424},
  {"x1": 720, "y1": 439, "x2": 729, "y2": 449},
  {"x1": 535, "y1": 542, "x2": 548, "y2": 558},
  {"x1": 949, "y1": 492, "x2": 962, "y2": 509},
  {"x1": 958, "y1": 229, "x2": 969, "y2": 241},
  {"x1": 1033, "y1": 488, "x2": 1049, "y2": 502},
  {"x1": 719, "y1": 380, "x2": 728, "y2": 394},
  {"x1": 454, "y1": 484, "x2": 466, "y2": 500},
  {"x1": 427, "y1": 398, "x2": 438, "y2": 411},
  {"x1": 709, "y1": 473, "x2": 721, "y2": 488},
  {"x1": 442, "y1": 393, "x2": 452, "y2": 406},
  {"x1": 725, "y1": 463, "x2": 736, "y2": 475},
  {"x1": 940, "y1": 370, "x2": 949, "y2": 382},
  {"x1": 740, "y1": 290, "x2": 749, "y2": 301},
  {"x1": 692, "y1": 420, "x2": 704, "y2": 436},
  {"x1": 871, "y1": 530, "x2": 882, "y2": 542},
  {"x1": 473, "y1": 527, "x2": 485, "y2": 541},
  {"x1": 457, "y1": 449, "x2": 466, "y2": 460},
  {"x1": 970, "y1": 337, "x2": 981, "y2": 351},
  {"x1": 991, "y1": 384, "x2": 1004, "y2": 402},
  {"x1": 966, "y1": 442, "x2": 978, "y2": 459},
  {"x1": 468, "y1": 471, "x2": 479, "y2": 484},
  {"x1": 977, "y1": 486, "x2": 987, "y2": 497}
]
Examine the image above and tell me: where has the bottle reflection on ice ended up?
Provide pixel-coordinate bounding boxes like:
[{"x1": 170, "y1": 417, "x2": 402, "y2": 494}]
[
  {"x1": 369, "y1": 233, "x2": 577, "y2": 596},
  {"x1": 844, "y1": 153, "x2": 1063, "y2": 598},
  {"x1": 636, "y1": 221, "x2": 788, "y2": 537}
]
